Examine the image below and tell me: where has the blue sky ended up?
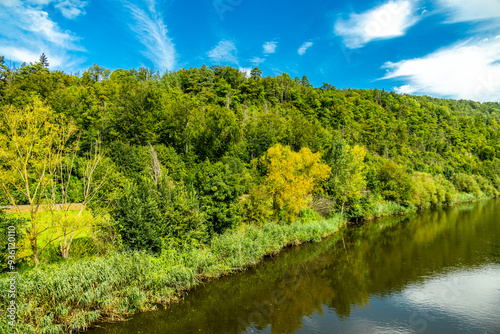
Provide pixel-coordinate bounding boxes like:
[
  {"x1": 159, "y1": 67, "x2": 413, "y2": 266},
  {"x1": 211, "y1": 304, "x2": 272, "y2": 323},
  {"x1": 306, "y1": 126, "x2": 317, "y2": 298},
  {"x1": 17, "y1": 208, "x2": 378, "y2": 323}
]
[{"x1": 1, "y1": 0, "x2": 499, "y2": 102}]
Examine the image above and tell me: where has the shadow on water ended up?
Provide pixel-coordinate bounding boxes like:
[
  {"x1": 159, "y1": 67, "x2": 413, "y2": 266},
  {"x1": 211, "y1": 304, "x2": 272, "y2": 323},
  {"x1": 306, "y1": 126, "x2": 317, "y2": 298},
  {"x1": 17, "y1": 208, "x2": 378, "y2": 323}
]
[{"x1": 89, "y1": 199, "x2": 500, "y2": 334}]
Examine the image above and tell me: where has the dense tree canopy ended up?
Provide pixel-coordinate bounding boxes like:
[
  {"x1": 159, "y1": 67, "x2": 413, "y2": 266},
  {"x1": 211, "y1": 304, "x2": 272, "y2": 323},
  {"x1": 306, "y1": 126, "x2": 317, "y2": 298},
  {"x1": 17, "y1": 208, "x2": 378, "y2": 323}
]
[{"x1": 1, "y1": 57, "x2": 500, "y2": 262}]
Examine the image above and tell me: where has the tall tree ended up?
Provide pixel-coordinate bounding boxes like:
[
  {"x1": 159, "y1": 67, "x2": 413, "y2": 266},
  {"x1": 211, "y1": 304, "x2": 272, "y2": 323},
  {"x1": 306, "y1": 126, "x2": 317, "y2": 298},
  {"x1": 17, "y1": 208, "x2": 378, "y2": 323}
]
[
  {"x1": 324, "y1": 136, "x2": 367, "y2": 215},
  {"x1": 38, "y1": 53, "x2": 49, "y2": 69}
]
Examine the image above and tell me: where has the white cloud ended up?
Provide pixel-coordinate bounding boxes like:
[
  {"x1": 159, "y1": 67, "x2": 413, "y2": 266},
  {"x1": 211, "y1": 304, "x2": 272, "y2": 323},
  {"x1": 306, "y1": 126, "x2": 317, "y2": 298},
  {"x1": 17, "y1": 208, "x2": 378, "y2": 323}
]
[
  {"x1": 334, "y1": 0, "x2": 420, "y2": 49},
  {"x1": 437, "y1": 0, "x2": 500, "y2": 23},
  {"x1": 298, "y1": 41, "x2": 313, "y2": 55},
  {"x1": 55, "y1": 0, "x2": 88, "y2": 19},
  {"x1": 250, "y1": 56, "x2": 265, "y2": 65},
  {"x1": 263, "y1": 41, "x2": 277, "y2": 54},
  {"x1": 208, "y1": 40, "x2": 238, "y2": 64},
  {"x1": 21, "y1": 7, "x2": 77, "y2": 46},
  {"x1": 383, "y1": 37, "x2": 500, "y2": 102},
  {"x1": 122, "y1": 0, "x2": 176, "y2": 71},
  {"x1": 239, "y1": 67, "x2": 251, "y2": 78},
  {"x1": 0, "y1": 1, "x2": 85, "y2": 70},
  {"x1": 0, "y1": 46, "x2": 42, "y2": 65},
  {"x1": 0, "y1": 46, "x2": 66, "y2": 68},
  {"x1": 26, "y1": 0, "x2": 53, "y2": 5},
  {"x1": 21, "y1": 0, "x2": 88, "y2": 19}
]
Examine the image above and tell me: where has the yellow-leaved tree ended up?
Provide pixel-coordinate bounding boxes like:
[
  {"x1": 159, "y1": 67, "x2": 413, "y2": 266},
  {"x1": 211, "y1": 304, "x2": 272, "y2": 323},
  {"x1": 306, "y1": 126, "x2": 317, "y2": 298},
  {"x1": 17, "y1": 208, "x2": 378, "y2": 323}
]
[{"x1": 260, "y1": 144, "x2": 331, "y2": 221}]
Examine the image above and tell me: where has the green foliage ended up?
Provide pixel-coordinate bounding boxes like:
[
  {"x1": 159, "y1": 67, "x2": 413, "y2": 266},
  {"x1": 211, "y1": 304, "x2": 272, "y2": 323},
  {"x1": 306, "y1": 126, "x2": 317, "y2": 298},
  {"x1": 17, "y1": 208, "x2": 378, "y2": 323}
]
[
  {"x1": 323, "y1": 135, "x2": 367, "y2": 215},
  {"x1": 195, "y1": 160, "x2": 246, "y2": 235},
  {"x1": 105, "y1": 141, "x2": 150, "y2": 179},
  {"x1": 453, "y1": 173, "x2": 482, "y2": 196},
  {"x1": 196, "y1": 105, "x2": 242, "y2": 161},
  {"x1": 411, "y1": 172, "x2": 438, "y2": 208},
  {"x1": 0, "y1": 210, "x2": 28, "y2": 272},
  {"x1": 474, "y1": 174, "x2": 498, "y2": 197},
  {"x1": 152, "y1": 144, "x2": 188, "y2": 182},
  {"x1": 112, "y1": 176, "x2": 206, "y2": 253},
  {"x1": 433, "y1": 174, "x2": 457, "y2": 204},
  {"x1": 242, "y1": 185, "x2": 272, "y2": 225},
  {"x1": 377, "y1": 162, "x2": 414, "y2": 206}
]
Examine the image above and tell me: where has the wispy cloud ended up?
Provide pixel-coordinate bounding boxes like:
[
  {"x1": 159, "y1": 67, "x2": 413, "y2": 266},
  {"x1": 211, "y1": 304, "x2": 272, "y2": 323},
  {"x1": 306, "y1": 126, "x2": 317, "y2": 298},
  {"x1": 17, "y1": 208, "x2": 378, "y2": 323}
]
[
  {"x1": 437, "y1": 0, "x2": 500, "y2": 23},
  {"x1": 121, "y1": 0, "x2": 176, "y2": 71},
  {"x1": 298, "y1": 41, "x2": 313, "y2": 55},
  {"x1": 382, "y1": 36, "x2": 500, "y2": 102},
  {"x1": 55, "y1": 0, "x2": 88, "y2": 19},
  {"x1": 250, "y1": 56, "x2": 265, "y2": 65},
  {"x1": 334, "y1": 0, "x2": 420, "y2": 49},
  {"x1": 263, "y1": 41, "x2": 277, "y2": 54},
  {"x1": 22, "y1": 0, "x2": 88, "y2": 19},
  {"x1": 22, "y1": 7, "x2": 77, "y2": 46},
  {"x1": 207, "y1": 40, "x2": 238, "y2": 64},
  {"x1": 0, "y1": 1, "x2": 85, "y2": 70}
]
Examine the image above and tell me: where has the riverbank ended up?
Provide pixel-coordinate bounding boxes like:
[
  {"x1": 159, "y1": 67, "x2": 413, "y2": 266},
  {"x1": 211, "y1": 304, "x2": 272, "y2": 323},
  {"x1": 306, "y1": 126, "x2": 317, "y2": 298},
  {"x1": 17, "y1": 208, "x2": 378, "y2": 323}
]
[
  {"x1": 360, "y1": 192, "x2": 494, "y2": 221},
  {"x1": 0, "y1": 192, "x2": 496, "y2": 333},
  {"x1": 0, "y1": 217, "x2": 344, "y2": 333}
]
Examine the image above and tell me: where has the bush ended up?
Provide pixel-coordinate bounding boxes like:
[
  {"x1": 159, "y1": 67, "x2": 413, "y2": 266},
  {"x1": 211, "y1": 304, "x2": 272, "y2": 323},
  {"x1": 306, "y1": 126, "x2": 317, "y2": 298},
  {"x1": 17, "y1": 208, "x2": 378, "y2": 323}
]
[
  {"x1": 243, "y1": 185, "x2": 272, "y2": 225},
  {"x1": 453, "y1": 173, "x2": 482, "y2": 196},
  {"x1": 0, "y1": 210, "x2": 28, "y2": 272},
  {"x1": 377, "y1": 161, "x2": 413, "y2": 206},
  {"x1": 112, "y1": 176, "x2": 206, "y2": 253},
  {"x1": 474, "y1": 175, "x2": 498, "y2": 197},
  {"x1": 411, "y1": 172, "x2": 437, "y2": 208},
  {"x1": 195, "y1": 160, "x2": 246, "y2": 235},
  {"x1": 433, "y1": 174, "x2": 457, "y2": 204}
]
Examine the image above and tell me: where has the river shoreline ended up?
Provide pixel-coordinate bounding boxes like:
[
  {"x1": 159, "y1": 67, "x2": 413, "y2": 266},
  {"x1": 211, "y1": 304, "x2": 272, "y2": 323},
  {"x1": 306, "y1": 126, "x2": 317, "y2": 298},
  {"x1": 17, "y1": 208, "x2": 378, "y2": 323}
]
[{"x1": 0, "y1": 194, "x2": 496, "y2": 334}]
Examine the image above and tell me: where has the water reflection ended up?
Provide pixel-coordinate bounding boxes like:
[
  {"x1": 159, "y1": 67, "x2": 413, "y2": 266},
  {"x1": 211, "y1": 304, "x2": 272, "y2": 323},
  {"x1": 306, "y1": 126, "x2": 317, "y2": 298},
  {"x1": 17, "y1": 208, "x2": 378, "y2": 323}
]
[{"x1": 89, "y1": 199, "x2": 500, "y2": 334}]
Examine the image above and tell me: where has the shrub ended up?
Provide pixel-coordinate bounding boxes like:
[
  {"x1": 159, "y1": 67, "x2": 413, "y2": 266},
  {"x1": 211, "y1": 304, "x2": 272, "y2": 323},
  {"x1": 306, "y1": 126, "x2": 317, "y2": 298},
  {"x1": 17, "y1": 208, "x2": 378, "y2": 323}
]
[
  {"x1": 243, "y1": 185, "x2": 272, "y2": 225},
  {"x1": 112, "y1": 176, "x2": 206, "y2": 253},
  {"x1": 377, "y1": 161, "x2": 413, "y2": 206},
  {"x1": 195, "y1": 160, "x2": 246, "y2": 235},
  {"x1": 0, "y1": 210, "x2": 28, "y2": 272},
  {"x1": 411, "y1": 172, "x2": 437, "y2": 208},
  {"x1": 474, "y1": 175, "x2": 498, "y2": 197},
  {"x1": 453, "y1": 173, "x2": 482, "y2": 196},
  {"x1": 433, "y1": 174, "x2": 457, "y2": 204}
]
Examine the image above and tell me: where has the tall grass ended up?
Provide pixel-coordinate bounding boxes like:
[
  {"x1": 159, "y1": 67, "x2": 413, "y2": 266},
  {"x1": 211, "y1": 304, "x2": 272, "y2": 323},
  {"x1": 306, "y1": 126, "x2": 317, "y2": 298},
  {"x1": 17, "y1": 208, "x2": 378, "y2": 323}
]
[{"x1": 0, "y1": 216, "x2": 343, "y2": 333}]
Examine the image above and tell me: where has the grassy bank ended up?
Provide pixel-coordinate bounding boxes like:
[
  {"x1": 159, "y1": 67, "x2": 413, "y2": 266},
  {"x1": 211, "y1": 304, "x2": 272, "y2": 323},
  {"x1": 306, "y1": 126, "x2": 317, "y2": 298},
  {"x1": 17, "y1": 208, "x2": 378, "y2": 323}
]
[
  {"x1": 361, "y1": 192, "x2": 494, "y2": 221},
  {"x1": 0, "y1": 216, "x2": 343, "y2": 333}
]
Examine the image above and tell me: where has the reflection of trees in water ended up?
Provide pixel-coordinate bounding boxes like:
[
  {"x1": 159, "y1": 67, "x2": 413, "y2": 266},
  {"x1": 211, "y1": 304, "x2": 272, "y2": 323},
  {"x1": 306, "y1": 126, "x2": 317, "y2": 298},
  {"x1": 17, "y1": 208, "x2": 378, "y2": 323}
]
[{"x1": 90, "y1": 199, "x2": 499, "y2": 334}]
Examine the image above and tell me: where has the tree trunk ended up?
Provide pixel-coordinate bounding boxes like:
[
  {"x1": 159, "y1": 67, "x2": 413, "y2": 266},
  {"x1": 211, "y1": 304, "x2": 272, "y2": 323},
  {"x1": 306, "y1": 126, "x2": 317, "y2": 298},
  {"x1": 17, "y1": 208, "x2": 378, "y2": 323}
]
[{"x1": 31, "y1": 237, "x2": 39, "y2": 266}]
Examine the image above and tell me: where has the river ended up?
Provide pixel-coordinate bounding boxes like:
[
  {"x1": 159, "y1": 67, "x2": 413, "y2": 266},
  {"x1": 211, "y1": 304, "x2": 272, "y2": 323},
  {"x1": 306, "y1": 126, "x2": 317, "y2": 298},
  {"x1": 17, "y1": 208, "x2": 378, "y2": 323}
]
[{"x1": 89, "y1": 199, "x2": 500, "y2": 333}]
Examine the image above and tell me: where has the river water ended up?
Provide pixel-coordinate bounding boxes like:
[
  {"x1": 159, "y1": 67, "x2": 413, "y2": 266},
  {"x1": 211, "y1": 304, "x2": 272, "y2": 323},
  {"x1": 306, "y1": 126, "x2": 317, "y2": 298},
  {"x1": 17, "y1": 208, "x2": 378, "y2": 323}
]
[{"x1": 89, "y1": 199, "x2": 500, "y2": 334}]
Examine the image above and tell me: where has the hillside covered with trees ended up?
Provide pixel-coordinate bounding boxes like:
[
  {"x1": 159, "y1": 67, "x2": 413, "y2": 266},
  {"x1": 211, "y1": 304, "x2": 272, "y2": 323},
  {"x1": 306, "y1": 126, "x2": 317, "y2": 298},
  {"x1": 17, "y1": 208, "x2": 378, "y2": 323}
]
[{"x1": 1, "y1": 55, "x2": 500, "y2": 332}]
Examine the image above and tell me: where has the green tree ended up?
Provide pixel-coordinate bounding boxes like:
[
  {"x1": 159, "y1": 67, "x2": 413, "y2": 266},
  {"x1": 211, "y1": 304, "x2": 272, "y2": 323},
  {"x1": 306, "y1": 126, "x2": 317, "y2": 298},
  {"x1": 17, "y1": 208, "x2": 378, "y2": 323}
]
[
  {"x1": 323, "y1": 136, "x2": 367, "y2": 215},
  {"x1": 377, "y1": 161, "x2": 413, "y2": 206},
  {"x1": 195, "y1": 160, "x2": 246, "y2": 235}
]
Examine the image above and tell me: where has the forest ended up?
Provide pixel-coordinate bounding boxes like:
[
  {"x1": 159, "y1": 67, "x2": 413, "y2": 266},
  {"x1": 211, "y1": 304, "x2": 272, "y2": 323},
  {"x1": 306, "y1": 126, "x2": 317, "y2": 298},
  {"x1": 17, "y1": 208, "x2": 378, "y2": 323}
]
[{"x1": 1, "y1": 54, "x2": 500, "y2": 332}]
